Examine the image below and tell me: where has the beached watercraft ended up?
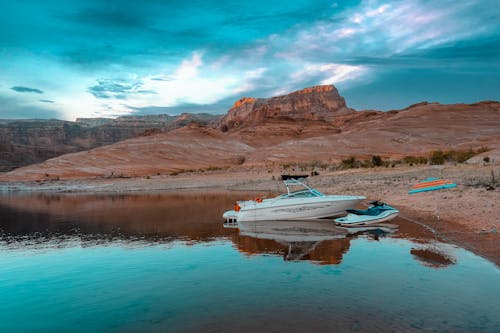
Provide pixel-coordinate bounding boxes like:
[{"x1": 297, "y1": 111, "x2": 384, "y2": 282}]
[
  {"x1": 334, "y1": 201, "x2": 399, "y2": 226},
  {"x1": 222, "y1": 178, "x2": 365, "y2": 223}
]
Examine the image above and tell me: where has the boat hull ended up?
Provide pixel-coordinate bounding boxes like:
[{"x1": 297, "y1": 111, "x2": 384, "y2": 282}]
[
  {"x1": 232, "y1": 196, "x2": 365, "y2": 222},
  {"x1": 334, "y1": 210, "x2": 399, "y2": 226}
]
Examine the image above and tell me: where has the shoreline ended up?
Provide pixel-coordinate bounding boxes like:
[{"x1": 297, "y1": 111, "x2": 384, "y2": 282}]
[{"x1": 1, "y1": 164, "x2": 498, "y2": 266}]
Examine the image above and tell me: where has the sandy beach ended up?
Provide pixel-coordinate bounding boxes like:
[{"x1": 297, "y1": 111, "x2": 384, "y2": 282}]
[{"x1": 1, "y1": 163, "x2": 498, "y2": 265}]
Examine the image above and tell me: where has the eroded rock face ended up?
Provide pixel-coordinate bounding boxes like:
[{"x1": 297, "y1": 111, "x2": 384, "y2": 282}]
[
  {"x1": 1, "y1": 83, "x2": 499, "y2": 181},
  {"x1": 0, "y1": 113, "x2": 221, "y2": 171},
  {"x1": 219, "y1": 85, "x2": 354, "y2": 130}
]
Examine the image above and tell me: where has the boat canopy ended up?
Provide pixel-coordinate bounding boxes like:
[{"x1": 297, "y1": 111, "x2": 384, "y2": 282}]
[{"x1": 280, "y1": 178, "x2": 325, "y2": 198}]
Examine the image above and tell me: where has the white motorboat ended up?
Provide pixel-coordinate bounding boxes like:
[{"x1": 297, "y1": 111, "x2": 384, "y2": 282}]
[{"x1": 222, "y1": 178, "x2": 365, "y2": 223}]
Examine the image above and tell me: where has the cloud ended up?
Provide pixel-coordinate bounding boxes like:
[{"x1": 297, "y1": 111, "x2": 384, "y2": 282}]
[
  {"x1": 68, "y1": 7, "x2": 151, "y2": 30},
  {"x1": 273, "y1": 0, "x2": 500, "y2": 64},
  {"x1": 39, "y1": 99, "x2": 55, "y2": 103},
  {"x1": 81, "y1": 52, "x2": 269, "y2": 116},
  {"x1": 88, "y1": 79, "x2": 142, "y2": 99},
  {"x1": 0, "y1": 0, "x2": 498, "y2": 119},
  {"x1": 291, "y1": 63, "x2": 367, "y2": 86},
  {"x1": 11, "y1": 86, "x2": 44, "y2": 94}
]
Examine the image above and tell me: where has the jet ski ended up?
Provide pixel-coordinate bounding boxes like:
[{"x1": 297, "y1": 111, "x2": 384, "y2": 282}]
[{"x1": 334, "y1": 201, "x2": 399, "y2": 227}]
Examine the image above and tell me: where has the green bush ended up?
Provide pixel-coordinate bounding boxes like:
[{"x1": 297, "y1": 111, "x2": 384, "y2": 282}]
[
  {"x1": 371, "y1": 155, "x2": 383, "y2": 167},
  {"x1": 430, "y1": 150, "x2": 445, "y2": 165},
  {"x1": 445, "y1": 150, "x2": 476, "y2": 163},
  {"x1": 403, "y1": 155, "x2": 428, "y2": 165},
  {"x1": 341, "y1": 156, "x2": 357, "y2": 169}
]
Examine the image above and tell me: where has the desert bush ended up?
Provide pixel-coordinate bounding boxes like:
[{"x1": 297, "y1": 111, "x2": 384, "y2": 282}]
[
  {"x1": 371, "y1": 155, "x2": 383, "y2": 167},
  {"x1": 429, "y1": 150, "x2": 445, "y2": 165},
  {"x1": 483, "y1": 156, "x2": 490, "y2": 163},
  {"x1": 448, "y1": 150, "x2": 476, "y2": 163},
  {"x1": 403, "y1": 155, "x2": 428, "y2": 165},
  {"x1": 341, "y1": 156, "x2": 357, "y2": 169},
  {"x1": 206, "y1": 166, "x2": 225, "y2": 171},
  {"x1": 435, "y1": 148, "x2": 489, "y2": 164}
]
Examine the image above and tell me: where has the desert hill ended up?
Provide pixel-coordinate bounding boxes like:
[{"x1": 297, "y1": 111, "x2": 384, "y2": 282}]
[
  {"x1": 0, "y1": 85, "x2": 499, "y2": 181},
  {"x1": 0, "y1": 113, "x2": 220, "y2": 172}
]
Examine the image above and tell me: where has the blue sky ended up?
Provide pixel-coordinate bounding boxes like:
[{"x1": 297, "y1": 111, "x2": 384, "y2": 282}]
[{"x1": 0, "y1": 0, "x2": 498, "y2": 120}]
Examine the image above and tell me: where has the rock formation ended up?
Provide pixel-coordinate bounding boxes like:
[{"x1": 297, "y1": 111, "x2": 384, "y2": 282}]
[
  {"x1": 0, "y1": 113, "x2": 221, "y2": 171},
  {"x1": 219, "y1": 85, "x2": 354, "y2": 131},
  {"x1": 1, "y1": 85, "x2": 499, "y2": 181}
]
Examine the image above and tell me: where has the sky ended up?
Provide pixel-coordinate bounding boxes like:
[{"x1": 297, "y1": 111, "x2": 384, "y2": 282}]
[{"x1": 0, "y1": 0, "x2": 499, "y2": 120}]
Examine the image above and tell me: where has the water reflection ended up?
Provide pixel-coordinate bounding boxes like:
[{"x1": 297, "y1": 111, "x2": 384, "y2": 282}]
[
  {"x1": 0, "y1": 192, "x2": 239, "y2": 243},
  {"x1": 232, "y1": 219, "x2": 397, "y2": 265},
  {"x1": 410, "y1": 247, "x2": 456, "y2": 268},
  {"x1": 3, "y1": 193, "x2": 500, "y2": 333},
  {"x1": 0, "y1": 192, "x2": 455, "y2": 268}
]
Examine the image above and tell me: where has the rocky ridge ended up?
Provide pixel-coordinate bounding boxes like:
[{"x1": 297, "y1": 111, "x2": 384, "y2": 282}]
[
  {"x1": 0, "y1": 113, "x2": 220, "y2": 171},
  {"x1": 219, "y1": 85, "x2": 354, "y2": 131},
  {"x1": 1, "y1": 85, "x2": 499, "y2": 181}
]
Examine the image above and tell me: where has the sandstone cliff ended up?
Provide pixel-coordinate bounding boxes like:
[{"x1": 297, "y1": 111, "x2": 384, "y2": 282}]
[
  {"x1": 218, "y1": 85, "x2": 354, "y2": 131},
  {"x1": 1, "y1": 85, "x2": 499, "y2": 181},
  {"x1": 0, "y1": 113, "x2": 221, "y2": 171}
]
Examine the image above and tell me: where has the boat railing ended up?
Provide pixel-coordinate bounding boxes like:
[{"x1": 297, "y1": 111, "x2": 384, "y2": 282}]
[{"x1": 282, "y1": 178, "x2": 323, "y2": 196}]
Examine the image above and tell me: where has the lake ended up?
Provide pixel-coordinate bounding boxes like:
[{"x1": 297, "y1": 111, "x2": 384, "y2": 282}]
[{"x1": 0, "y1": 192, "x2": 499, "y2": 332}]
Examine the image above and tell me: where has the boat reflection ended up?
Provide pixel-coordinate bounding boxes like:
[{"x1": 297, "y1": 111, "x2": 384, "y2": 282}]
[
  {"x1": 229, "y1": 219, "x2": 398, "y2": 265},
  {"x1": 0, "y1": 192, "x2": 456, "y2": 268}
]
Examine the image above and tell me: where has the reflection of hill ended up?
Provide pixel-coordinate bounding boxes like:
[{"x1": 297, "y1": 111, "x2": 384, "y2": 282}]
[
  {"x1": 411, "y1": 247, "x2": 456, "y2": 268},
  {"x1": 0, "y1": 193, "x2": 458, "y2": 267},
  {"x1": 231, "y1": 234, "x2": 286, "y2": 256},
  {"x1": 0, "y1": 193, "x2": 242, "y2": 241},
  {"x1": 306, "y1": 238, "x2": 352, "y2": 265}
]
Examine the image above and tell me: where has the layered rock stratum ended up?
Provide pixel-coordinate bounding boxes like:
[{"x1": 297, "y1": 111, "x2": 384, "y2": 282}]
[
  {"x1": 1, "y1": 85, "x2": 499, "y2": 181},
  {"x1": 218, "y1": 85, "x2": 353, "y2": 131},
  {"x1": 0, "y1": 113, "x2": 220, "y2": 171}
]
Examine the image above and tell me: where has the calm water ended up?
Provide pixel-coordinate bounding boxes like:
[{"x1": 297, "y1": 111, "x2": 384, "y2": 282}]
[{"x1": 0, "y1": 192, "x2": 499, "y2": 333}]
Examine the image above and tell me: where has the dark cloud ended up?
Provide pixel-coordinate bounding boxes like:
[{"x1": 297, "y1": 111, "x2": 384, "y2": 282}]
[
  {"x1": 1, "y1": 0, "x2": 499, "y2": 118},
  {"x1": 11, "y1": 86, "x2": 44, "y2": 94},
  {"x1": 88, "y1": 79, "x2": 141, "y2": 99},
  {"x1": 406, "y1": 37, "x2": 500, "y2": 62},
  {"x1": 68, "y1": 7, "x2": 151, "y2": 29},
  {"x1": 39, "y1": 99, "x2": 55, "y2": 103}
]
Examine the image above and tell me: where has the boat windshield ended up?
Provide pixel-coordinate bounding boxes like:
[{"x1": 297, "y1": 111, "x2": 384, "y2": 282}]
[
  {"x1": 280, "y1": 178, "x2": 324, "y2": 199},
  {"x1": 278, "y1": 189, "x2": 324, "y2": 199}
]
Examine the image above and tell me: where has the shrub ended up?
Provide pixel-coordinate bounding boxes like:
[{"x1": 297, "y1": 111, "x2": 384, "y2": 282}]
[
  {"x1": 483, "y1": 156, "x2": 490, "y2": 163},
  {"x1": 371, "y1": 155, "x2": 383, "y2": 167},
  {"x1": 452, "y1": 150, "x2": 476, "y2": 163},
  {"x1": 429, "y1": 150, "x2": 445, "y2": 165},
  {"x1": 341, "y1": 156, "x2": 357, "y2": 169},
  {"x1": 403, "y1": 155, "x2": 428, "y2": 165}
]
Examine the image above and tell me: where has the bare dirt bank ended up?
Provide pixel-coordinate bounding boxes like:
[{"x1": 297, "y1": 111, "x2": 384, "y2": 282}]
[{"x1": 1, "y1": 164, "x2": 498, "y2": 265}]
